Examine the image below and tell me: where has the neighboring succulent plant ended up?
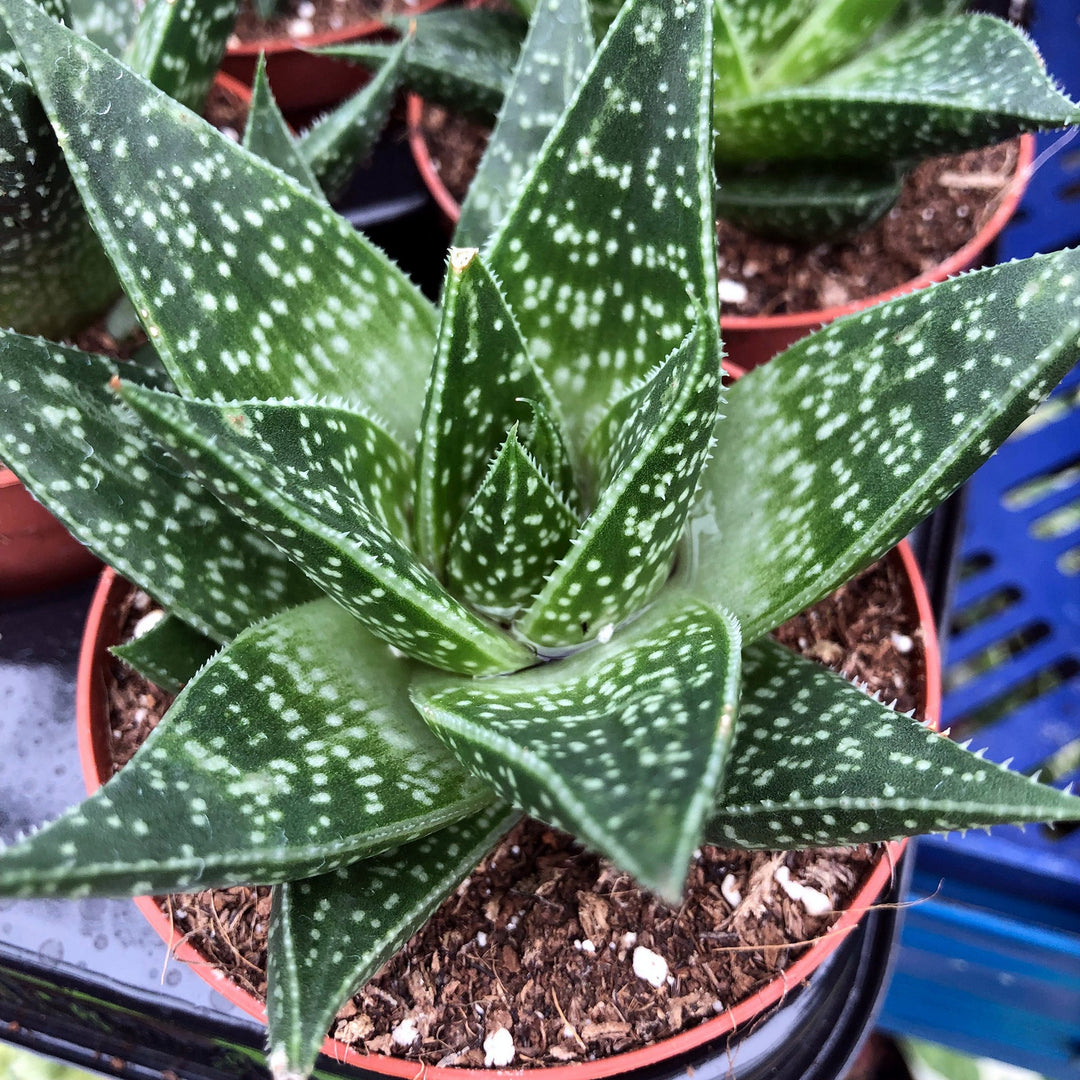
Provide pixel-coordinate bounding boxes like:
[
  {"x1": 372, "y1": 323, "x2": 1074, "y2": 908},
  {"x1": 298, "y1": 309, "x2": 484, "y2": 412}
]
[
  {"x1": 346, "y1": 0, "x2": 1080, "y2": 242},
  {"x1": 0, "y1": 0, "x2": 240, "y2": 337},
  {"x1": 1, "y1": 3, "x2": 1079, "y2": 1080},
  {"x1": 706, "y1": 0, "x2": 1080, "y2": 240},
  {"x1": 0, "y1": 0, "x2": 404, "y2": 339}
]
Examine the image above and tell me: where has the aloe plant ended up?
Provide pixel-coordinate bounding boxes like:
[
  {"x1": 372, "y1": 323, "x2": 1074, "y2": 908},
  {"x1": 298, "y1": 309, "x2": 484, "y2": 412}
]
[
  {"x1": 0, "y1": 0, "x2": 404, "y2": 339},
  {"x1": 344, "y1": 0, "x2": 1080, "y2": 242},
  {"x1": 0, "y1": 0, "x2": 240, "y2": 337},
  {"x1": 0, "y1": 1, "x2": 1079, "y2": 1078}
]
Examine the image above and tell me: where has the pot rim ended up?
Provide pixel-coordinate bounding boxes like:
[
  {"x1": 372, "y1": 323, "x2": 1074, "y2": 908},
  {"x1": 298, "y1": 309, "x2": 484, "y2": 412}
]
[
  {"x1": 76, "y1": 540, "x2": 940, "y2": 1079},
  {"x1": 405, "y1": 91, "x2": 1034, "y2": 321},
  {"x1": 227, "y1": 0, "x2": 445, "y2": 58}
]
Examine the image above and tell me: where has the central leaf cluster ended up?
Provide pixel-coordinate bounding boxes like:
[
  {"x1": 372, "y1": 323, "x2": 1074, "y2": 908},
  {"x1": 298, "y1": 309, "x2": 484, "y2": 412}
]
[{"x1": 414, "y1": 248, "x2": 721, "y2": 659}]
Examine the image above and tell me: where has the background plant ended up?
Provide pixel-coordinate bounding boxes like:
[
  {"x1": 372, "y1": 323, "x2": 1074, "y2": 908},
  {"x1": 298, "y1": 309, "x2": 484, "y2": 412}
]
[
  {"x1": 342, "y1": 0, "x2": 1080, "y2": 242},
  {"x1": 0, "y1": 0, "x2": 405, "y2": 339},
  {"x1": 0, "y1": 3, "x2": 1079, "y2": 1080}
]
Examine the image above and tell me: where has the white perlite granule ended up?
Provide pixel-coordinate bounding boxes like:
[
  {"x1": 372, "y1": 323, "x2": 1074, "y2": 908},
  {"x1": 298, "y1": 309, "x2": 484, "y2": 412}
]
[
  {"x1": 632, "y1": 945, "x2": 669, "y2": 988},
  {"x1": 131, "y1": 609, "x2": 165, "y2": 639},
  {"x1": 483, "y1": 1027, "x2": 515, "y2": 1068},
  {"x1": 717, "y1": 278, "x2": 749, "y2": 305},
  {"x1": 775, "y1": 865, "x2": 833, "y2": 916},
  {"x1": 720, "y1": 872, "x2": 742, "y2": 907},
  {"x1": 391, "y1": 1017, "x2": 420, "y2": 1047}
]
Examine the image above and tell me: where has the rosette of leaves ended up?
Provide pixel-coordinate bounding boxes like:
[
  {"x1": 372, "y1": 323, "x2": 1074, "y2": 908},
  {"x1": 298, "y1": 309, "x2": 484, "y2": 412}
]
[
  {"x1": 0, "y1": 1, "x2": 1079, "y2": 1078},
  {"x1": 342, "y1": 0, "x2": 1080, "y2": 243},
  {"x1": 706, "y1": 0, "x2": 1080, "y2": 239},
  {"x1": 0, "y1": 0, "x2": 406, "y2": 339}
]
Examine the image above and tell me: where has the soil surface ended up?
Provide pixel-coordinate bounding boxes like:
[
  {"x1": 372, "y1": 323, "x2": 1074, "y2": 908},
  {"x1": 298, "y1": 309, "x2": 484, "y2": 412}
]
[
  {"x1": 103, "y1": 553, "x2": 927, "y2": 1068},
  {"x1": 417, "y1": 103, "x2": 1020, "y2": 317},
  {"x1": 229, "y1": 0, "x2": 414, "y2": 45}
]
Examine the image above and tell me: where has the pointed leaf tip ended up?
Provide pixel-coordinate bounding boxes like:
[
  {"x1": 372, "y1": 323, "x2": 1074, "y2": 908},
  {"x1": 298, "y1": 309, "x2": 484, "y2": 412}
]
[
  {"x1": 450, "y1": 246, "x2": 479, "y2": 271},
  {"x1": 414, "y1": 593, "x2": 742, "y2": 901}
]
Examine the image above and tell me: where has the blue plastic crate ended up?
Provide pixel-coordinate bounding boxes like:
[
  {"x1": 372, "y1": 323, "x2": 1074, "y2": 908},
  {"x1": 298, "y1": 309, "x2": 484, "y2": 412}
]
[{"x1": 880, "y1": 0, "x2": 1080, "y2": 1071}]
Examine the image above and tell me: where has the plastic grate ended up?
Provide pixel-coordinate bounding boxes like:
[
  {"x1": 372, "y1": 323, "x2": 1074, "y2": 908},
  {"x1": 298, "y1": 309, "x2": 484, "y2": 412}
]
[
  {"x1": 920, "y1": 0, "x2": 1080, "y2": 913},
  {"x1": 880, "y1": 1, "x2": 1080, "y2": 1073}
]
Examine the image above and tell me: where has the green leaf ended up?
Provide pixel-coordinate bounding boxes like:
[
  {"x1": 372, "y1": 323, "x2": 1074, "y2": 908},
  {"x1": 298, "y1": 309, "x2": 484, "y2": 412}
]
[
  {"x1": 487, "y1": 0, "x2": 719, "y2": 447},
  {"x1": 517, "y1": 321, "x2": 721, "y2": 650},
  {"x1": 0, "y1": 56, "x2": 118, "y2": 337},
  {"x1": 0, "y1": 600, "x2": 496, "y2": 898},
  {"x1": 687, "y1": 248, "x2": 1080, "y2": 642},
  {"x1": 715, "y1": 161, "x2": 905, "y2": 242},
  {"x1": 111, "y1": 614, "x2": 219, "y2": 694},
  {"x1": 705, "y1": 639, "x2": 1080, "y2": 848},
  {"x1": 0, "y1": 334, "x2": 316, "y2": 641},
  {"x1": 714, "y1": 16, "x2": 1080, "y2": 165},
  {"x1": 755, "y1": 0, "x2": 903, "y2": 91},
  {"x1": 711, "y1": 0, "x2": 816, "y2": 96},
  {"x1": 118, "y1": 383, "x2": 533, "y2": 676},
  {"x1": 122, "y1": 0, "x2": 238, "y2": 111},
  {"x1": 298, "y1": 35, "x2": 406, "y2": 203},
  {"x1": 413, "y1": 594, "x2": 742, "y2": 902},
  {"x1": 323, "y1": 9, "x2": 524, "y2": 120},
  {"x1": 414, "y1": 248, "x2": 572, "y2": 573},
  {"x1": 266, "y1": 804, "x2": 520, "y2": 1080},
  {"x1": 69, "y1": 0, "x2": 135, "y2": 55},
  {"x1": 517, "y1": 396, "x2": 577, "y2": 510},
  {"x1": 0, "y1": 0, "x2": 438, "y2": 445},
  {"x1": 243, "y1": 55, "x2": 323, "y2": 200},
  {"x1": 446, "y1": 427, "x2": 578, "y2": 618},
  {"x1": 455, "y1": 0, "x2": 594, "y2": 247}
]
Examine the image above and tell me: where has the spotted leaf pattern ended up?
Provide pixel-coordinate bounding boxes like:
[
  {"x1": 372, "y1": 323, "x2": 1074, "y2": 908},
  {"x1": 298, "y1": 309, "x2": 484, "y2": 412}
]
[
  {"x1": 414, "y1": 248, "x2": 572, "y2": 573},
  {"x1": 1, "y1": 0, "x2": 438, "y2": 442},
  {"x1": 112, "y1": 614, "x2": 219, "y2": 694},
  {"x1": 713, "y1": 16, "x2": 1080, "y2": 166},
  {"x1": 455, "y1": 0, "x2": 593, "y2": 247},
  {"x1": 243, "y1": 56, "x2": 322, "y2": 200},
  {"x1": 688, "y1": 248, "x2": 1080, "y2": 643},
  {"x1": 706, "y1": 639, "x2": 1080, "y2": 849},
  {"x1": 0, "y1": 600, "x2": 497, "y2": 898},
  {"x1": 0, "y1": 0, "x2": 1079, "y2": 1070},
  {"x1": 414, "y1": 595, "x2": 741, "y2": 901},
  {"x1": 122, "y1": 0, "x2": 237, "y2": 111},
  {"x1": 715, "y1": 160, "x2": 904, "y2": 241},
  {"x1": 297, "y1": 35, "x2": 406, "y2": 203},
  {"x1": 0, "y1": 60, "x2": 118, "y2": 336},
  {"x1": 446, "y1": 428, "x2": 578, "y2": 618},
  {"x1": 0, "y1": 336, "x2": 315, "y2": 641},
  {"x1": 118, "y1": 384, "x2": 533, "y2": 675},
  {"x1": 706, "y1": 2, "x2": 1079, "y2": 239},
  {"x1": 69, "y1": 0, "x2": 136, "y2": 55},
  {"x1": 266, "y1": 804, "x2": 520, "y2": 1080},
  {"x1": 487, "y1": 0, "x2": 718, "y2": 445},
  {"x1": 324, "y1": 8, "x2": 524, "y2": 120},
  {"x1": 518, "y1": 322, "x2": 721, "y2": 650},
  {"x1": 752, "y1": 0, "x2": 901, "y2": 92}
]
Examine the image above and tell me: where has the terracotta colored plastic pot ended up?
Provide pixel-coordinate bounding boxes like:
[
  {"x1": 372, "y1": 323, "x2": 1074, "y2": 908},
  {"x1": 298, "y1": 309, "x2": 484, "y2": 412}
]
[
  {"x1": 0, "y1": 466, "x2": 100, "y2": 597},
  {"x1": 721, "y1": 134, "x2": 1036, "y2": 369},
  {"x1": 76, "y1": 539, "x2": 940, "y2": 1079},
  {"x1": 223, "y1": 0, "x2": 445, "y2": 116},
  {"x1": 407, "y1": 102, "x2": 1034, "y2": 367},
  {"x1": 407, "y1": 93, "x2": 462, "y2": 227}
]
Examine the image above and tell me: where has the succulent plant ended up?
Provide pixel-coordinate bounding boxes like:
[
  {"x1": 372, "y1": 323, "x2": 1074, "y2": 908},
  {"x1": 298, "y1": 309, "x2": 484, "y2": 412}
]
[
  {"x1": 1, "y1": 0, "x2": 1079, "y2": 1078},
  {"x1": 347, "y1": 0, "x2": 1080, "y2": 243},
  {"x1": 0, "y1": 0, "x2": 403, "y2": 339},
  {"x1": 0, "y1": 0, "x2": 240, "y2": 337},
  {"x1": 706, "y1": 0, "x2": 1080, "y2": 240}
]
